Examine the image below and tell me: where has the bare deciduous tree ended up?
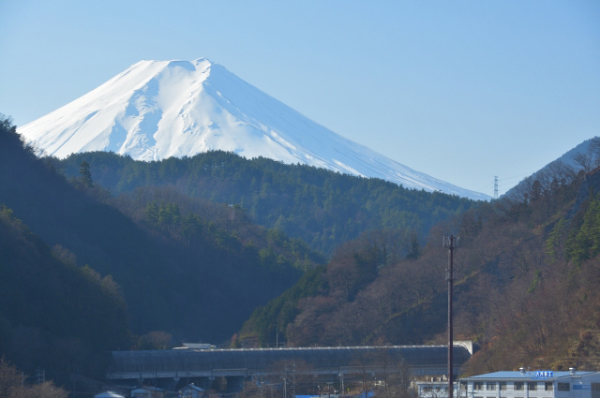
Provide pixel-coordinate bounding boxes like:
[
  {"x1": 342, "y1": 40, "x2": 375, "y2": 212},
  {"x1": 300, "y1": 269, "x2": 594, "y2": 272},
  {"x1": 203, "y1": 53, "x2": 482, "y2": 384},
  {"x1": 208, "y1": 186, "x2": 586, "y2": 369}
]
[
  {"x1": 588, "y1": 137, "x2": 600, "y2": 167},
  {"x1": 574, "y1": 153, "x2": 592, "y2": 173},
  {"x1": 0, "y1": 358, "x2": 68, "y2": 398}
]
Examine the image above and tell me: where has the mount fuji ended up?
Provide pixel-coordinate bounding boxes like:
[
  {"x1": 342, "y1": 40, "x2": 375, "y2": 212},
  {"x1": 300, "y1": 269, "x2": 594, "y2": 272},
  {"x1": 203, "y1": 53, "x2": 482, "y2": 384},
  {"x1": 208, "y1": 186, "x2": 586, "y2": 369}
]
[{"x1": 18, "y1": 58, "x2": 489, "y2": 200}]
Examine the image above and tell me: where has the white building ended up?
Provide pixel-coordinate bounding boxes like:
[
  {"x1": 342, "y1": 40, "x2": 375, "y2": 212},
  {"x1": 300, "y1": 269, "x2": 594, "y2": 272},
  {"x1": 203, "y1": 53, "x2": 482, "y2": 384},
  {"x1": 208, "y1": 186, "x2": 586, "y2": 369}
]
[{"x1": 459, "y1": 369, "x2": 600, "y2": 398}]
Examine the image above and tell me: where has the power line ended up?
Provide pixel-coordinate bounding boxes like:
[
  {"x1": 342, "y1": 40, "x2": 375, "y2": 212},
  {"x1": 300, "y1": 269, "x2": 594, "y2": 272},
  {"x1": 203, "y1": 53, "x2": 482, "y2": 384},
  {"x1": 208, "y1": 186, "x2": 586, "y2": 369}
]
[{"x1": 498, "y1": 173, "x2": 531, "y2": 183}]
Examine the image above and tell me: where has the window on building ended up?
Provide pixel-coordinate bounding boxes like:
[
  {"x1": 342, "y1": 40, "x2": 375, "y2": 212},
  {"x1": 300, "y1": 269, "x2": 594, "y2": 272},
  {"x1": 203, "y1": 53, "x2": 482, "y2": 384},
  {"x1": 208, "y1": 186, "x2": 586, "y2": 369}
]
[
  {"x1": 528, "y1": 382, "x2": 538, "y2": 391},
  {"x1": 423, "y1": 387, "x2": 432, "y2": 392},
  {"x1": 558, "y1": 383, "x2": 570, "y2": 392},
  {"x1": 475, "y1": 383, "x2": 484, "y2": 391},
  {"x1": 487, "y1": 383, "x2": 497, "y2": 391},
  {"x1": 545, "y1": 383, "x2": 553, "y2": 391},
  {"x1": 515, "y1": 383, "x2": 524, "y2": 391},
  {"x1": 500, "y1": 382, "x2": 507, "y2": 391}
]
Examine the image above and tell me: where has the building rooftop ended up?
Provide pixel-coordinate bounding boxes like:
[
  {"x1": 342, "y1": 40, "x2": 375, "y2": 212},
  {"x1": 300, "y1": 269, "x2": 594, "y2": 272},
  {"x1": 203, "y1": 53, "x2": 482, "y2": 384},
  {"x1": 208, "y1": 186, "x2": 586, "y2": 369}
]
[
  {"x1": 108, "y1": 345, "x2": 472, "y2": 378},
  {"x1": 462, "y1": 371, "x2": 597, "y2": 381}
]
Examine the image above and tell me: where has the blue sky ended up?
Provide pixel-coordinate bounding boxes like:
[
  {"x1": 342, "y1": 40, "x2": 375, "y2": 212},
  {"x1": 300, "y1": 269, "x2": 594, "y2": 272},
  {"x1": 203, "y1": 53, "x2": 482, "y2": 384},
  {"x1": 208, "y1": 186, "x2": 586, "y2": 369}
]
[{"x1": 1, "y1": 1, "x2": 599, "y2": 195}]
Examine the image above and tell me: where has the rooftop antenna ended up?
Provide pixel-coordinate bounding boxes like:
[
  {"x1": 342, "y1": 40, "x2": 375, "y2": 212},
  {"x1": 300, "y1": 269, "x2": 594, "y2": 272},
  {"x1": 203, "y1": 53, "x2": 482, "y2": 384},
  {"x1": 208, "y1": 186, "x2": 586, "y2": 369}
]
[
  {"x1": 443, "y1": 235, "x2": 459, "y2": 398},
  {"x1": 494, "y1": 176, "x2": 499, "y2": 199}
]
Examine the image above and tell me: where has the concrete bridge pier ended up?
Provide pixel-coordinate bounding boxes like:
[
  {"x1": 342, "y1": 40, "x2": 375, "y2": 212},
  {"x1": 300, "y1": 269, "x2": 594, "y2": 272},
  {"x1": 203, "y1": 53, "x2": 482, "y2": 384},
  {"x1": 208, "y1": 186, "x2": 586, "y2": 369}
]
[{"x1": 205, "y1": 376, "x2": 215, "y2": 390}]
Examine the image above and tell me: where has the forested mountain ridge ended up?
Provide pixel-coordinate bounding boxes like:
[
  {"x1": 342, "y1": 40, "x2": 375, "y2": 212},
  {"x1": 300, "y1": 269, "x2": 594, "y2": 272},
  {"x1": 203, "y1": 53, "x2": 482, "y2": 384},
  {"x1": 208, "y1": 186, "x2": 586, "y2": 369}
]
[
  {"x1": 0, "y1": 203, "x2": 129, "y2": 383},
  {"x1": 239, "y1": 159, "x2": 600, "y2": 372},
  {"x1": 506, "y1": 137, "x2": 600, "y2": 201},
  {"x1": 0, "y1": 115, "x2": 319, "y2": 370},
  {"x1": 460, "y1": 165, "x2": 600, "y2": 372},
  {"x1": 11, "y1": 101, "x2": 600, "y2": 379},
  {"x1": 58, "y1": 151, "x2": 479, "y2": 255}
]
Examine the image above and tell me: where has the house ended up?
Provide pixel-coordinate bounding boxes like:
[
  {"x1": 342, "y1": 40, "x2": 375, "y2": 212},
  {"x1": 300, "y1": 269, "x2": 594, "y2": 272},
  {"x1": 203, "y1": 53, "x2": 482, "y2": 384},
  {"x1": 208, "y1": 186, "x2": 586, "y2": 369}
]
[
  {"x1": 459, "y1": 368, "x2": 600, "y2": 398},
  {"x1": 179, "y1": 384, "x2": 205, "y2": 398}
]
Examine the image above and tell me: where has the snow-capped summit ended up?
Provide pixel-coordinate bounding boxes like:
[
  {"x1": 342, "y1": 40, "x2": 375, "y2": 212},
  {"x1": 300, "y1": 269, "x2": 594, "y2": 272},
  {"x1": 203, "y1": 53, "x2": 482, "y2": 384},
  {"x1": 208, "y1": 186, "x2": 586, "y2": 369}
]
[{"x1": 18, "y1": 58, "x2": 489, "y2": 200}]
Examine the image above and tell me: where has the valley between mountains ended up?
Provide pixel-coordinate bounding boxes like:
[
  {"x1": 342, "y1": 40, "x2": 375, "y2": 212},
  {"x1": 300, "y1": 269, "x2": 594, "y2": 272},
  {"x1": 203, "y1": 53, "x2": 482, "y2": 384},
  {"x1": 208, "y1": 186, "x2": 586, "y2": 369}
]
[{"x1": 3, "y1": 114, "x2": 600, "y2": 388}]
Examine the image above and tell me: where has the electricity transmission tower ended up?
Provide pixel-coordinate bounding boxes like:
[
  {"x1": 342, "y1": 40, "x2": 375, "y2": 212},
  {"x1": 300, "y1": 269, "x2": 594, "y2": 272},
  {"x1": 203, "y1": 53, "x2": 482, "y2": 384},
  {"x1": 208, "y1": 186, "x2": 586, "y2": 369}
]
[{"x1": 494, "y1": 176, "x2": 499, "y2": 199}]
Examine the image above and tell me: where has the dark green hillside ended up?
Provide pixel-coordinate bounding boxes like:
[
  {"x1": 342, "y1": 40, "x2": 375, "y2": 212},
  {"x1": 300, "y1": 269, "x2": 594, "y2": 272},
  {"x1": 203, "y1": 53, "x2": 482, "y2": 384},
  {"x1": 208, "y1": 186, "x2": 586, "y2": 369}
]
[
  {"x1": 239, "y1": 228, "x2": 425, "y2": 346},
  {"x1": 0, "y1": 116, "x2": 314, "y2": 345},
  {"x1": 0, "y1": 118, "x2": 178, "y2": 335},
  {"x1": 238, "y1": 264, "x2": 328, "y2": 346},
  {"x1": 0, "y1": 204, "x2": 129, "y2": 381},
  {"x1": 59, "y1": 151, "x2": 479, "y2": 255}
]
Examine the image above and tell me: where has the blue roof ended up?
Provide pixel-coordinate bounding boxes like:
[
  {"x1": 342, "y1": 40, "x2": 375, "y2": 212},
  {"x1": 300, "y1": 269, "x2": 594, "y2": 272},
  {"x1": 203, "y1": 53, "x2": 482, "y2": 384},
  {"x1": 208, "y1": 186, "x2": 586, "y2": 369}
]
[{"x1": 463, "y1": 371, "x2": 596, "y2": 381}]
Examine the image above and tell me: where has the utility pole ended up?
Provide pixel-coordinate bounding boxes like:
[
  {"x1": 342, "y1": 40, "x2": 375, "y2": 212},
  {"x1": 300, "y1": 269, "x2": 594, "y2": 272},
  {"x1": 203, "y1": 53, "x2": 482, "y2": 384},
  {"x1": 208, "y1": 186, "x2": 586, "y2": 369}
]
[
  {"x1": 444, "y1": 235, "x2": 459, "y2": 398},
  {"x1": 327, "y1": 381, "x2": 334, "y2": 398},
  {"x1": 283, "y1": 366, "x2": 287, "y2": 398},
  {"x1": 291, "y1": 363, "x2": 296, "y2": 398},
  {"x1": 36, "y1": 368, "x2": 45, "y2": 384}
]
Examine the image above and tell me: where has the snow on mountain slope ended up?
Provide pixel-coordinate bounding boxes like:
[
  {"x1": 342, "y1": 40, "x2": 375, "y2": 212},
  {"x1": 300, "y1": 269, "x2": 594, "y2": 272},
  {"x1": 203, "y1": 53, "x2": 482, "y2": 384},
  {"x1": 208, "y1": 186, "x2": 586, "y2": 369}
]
[{"x1": 18, "y1": 58, "x2": 489, "y2": 200}]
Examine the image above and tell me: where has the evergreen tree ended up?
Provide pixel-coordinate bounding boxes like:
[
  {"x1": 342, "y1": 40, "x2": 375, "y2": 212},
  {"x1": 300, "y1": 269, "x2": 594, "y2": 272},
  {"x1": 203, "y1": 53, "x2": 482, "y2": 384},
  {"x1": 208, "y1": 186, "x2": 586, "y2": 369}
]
[
  {"x1": 405, "y1": 233, "x2": 421, "y2": 260},
  {"x1": 79, "y1": 160, "x2": 93, "y2": 187}
]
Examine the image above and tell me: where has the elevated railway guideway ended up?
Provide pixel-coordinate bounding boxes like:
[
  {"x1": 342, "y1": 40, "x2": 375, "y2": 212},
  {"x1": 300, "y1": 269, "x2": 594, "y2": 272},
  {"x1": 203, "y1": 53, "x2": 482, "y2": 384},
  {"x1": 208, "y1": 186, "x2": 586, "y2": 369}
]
[{"x1": 107, "y1": 343, "x2": 475, "y2": 391}]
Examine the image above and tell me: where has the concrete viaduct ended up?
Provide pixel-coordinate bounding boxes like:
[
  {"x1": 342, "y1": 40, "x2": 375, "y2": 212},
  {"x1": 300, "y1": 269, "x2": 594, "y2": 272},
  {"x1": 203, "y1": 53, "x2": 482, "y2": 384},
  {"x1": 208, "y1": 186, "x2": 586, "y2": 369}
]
[{"x1": 107, "y1": 343, "x2": 475, "y2": 392}]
